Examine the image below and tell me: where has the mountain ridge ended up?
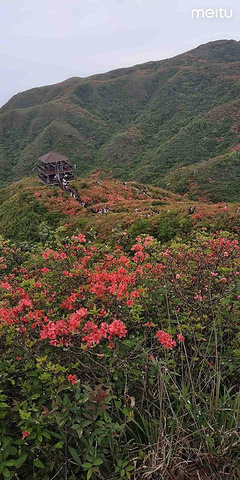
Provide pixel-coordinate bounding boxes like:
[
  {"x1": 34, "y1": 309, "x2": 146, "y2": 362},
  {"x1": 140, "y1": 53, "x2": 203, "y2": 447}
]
[{"x1": 2, "y1": 39, "x2": 239, "y2": 111}]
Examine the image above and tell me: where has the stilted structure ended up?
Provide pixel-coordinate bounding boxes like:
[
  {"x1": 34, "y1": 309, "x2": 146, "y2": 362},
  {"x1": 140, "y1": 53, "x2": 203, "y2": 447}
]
[{"x1": 38, "y1": 151, "x2": 74, "y2": 186}]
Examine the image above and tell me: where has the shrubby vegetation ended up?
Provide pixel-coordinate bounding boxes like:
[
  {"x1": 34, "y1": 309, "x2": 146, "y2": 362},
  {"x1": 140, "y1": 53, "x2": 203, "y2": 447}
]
[
  {"x1": 0, "y1": 190, "x2": 64, "y2": 243},
  {"x1": 0, "y1": 226, "x2": 239, "y2": 479},
  {"x1": 162, "y1": 152, "x2": 240, "y2": 202}
]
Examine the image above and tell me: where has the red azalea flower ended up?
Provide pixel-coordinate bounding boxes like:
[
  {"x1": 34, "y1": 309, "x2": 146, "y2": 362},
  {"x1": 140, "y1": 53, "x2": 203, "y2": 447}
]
[
  {"x1": 22, "y1": 431, "x2": 30, "y2": 440},
  {"x1": 144, "y1": 236, "x2": 153, "y2": 247},
  {"x1": 41, "y1": 267, "x2": 50, "y2": 273},
  {"x1": 68, "y1": 374, "x2": 78, "y2": 385},
  {"x1": 177, "y1": 333, "x2": 185, "y2": 343},
  {"x1": 156, "y1": 330, "x2": 176, "y2": 350}
]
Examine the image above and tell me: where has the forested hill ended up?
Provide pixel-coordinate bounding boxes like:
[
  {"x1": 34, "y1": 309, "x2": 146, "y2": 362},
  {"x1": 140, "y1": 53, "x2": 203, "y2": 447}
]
[{"x1": 0, "y1": 39, "x2": 240, "y2": 201}]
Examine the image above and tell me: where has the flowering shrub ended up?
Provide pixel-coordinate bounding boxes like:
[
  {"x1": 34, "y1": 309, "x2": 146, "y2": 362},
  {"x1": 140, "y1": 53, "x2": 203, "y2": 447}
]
[{"x1": 0, "y1": 231, "x2": 239, "y2": 479}]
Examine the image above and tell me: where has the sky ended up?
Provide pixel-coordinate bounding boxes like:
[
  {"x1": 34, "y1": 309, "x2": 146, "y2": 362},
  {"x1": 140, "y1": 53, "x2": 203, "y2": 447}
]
[{"x1": 0, "y1": 0, "x2": 239, "y2": 107}]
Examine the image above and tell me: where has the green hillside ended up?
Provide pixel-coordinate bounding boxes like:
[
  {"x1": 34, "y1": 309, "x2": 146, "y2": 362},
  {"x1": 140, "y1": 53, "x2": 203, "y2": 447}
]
[
  {"x1": 0, "y1": 39, "x2": 240, "y2": 200},
  {"x1": 162, "y1": 151, "x2": 240, "y2": 202}
]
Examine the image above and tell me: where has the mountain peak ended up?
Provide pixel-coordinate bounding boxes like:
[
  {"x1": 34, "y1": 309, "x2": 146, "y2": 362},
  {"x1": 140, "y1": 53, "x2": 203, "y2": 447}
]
[{"x1": 189, "y1": 39, "x2": 240, "y2": 62}]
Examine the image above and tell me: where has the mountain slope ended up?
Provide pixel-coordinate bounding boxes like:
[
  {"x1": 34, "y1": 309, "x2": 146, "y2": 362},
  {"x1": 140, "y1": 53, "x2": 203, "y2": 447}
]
[
  {"x1": 0, "y1": 175, "x2": 239, "y2": 244},
  {"x1": 0, "y1": 39, "x2": 240, "y2": 199},
  {"x1": 162, "y1": 151, "x2": 240, "y2": 202}
]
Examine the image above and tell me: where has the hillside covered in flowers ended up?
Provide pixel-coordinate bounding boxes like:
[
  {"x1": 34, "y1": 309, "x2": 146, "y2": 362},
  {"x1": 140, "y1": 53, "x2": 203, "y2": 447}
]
[
  {"x1": 0, "y1": 175, "x2": 239, "y2": 244},
  {"x1": 0, "y1": 175, "x2": 240, "y2": 479}
]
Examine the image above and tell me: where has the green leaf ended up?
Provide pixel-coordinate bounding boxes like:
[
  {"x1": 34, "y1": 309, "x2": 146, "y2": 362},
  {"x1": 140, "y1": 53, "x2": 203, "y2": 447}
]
[
  {"x1": 48, "y1": 431, "x2": 63, "y2": 440},
  {"x1": 4, "y1": 461, "x2": 15, "y2": 467},
  {"x1": 82, "y1": 463, "x2": 93, "y2": 469},
  {"x1": 2, "y1": 468, "x2": 11, "y2": 478},
  {"x1": 86, "y1": 455, "x2": 94, "y2": 462},
  {"x1": 93, "y1": 458, "x2": 103, "y2": 466},
  {"x1": 182, "y1": 384, "x2": 188, "y2": 396},
  {"x1": 34, "y1": 459, "x2": 44, "y2": 469},
  {"x1": 68, "y1": 446, "x2": 81, "y2": 466},
  {"x1": 15, "y1": 454, "x2": 28, "y2": 468},
  {"x1": 81, "y1": 420, "x2": 92, "y2": 428},
  {"x1": 87, "y1": 468, "x2": 93, "y2": 480},
  {"x1": 54, "y1": 441, "x2": 64, "y2": 450}
]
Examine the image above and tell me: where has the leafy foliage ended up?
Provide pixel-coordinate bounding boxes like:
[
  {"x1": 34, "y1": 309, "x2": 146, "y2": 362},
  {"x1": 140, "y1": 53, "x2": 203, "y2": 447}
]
[{"x1": 0, "y1": 229, "x2": 240, "y2": 479}]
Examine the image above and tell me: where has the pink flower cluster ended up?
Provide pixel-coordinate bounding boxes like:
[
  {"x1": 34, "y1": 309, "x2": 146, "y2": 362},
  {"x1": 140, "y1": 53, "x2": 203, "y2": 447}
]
[
  {"x1": 156, "y1": 330, "x2": 185, "y2": 350},
  {"x1": 68, "y1": 374, "x2": 78, "y2": 385},
  {"x1": 82, "y1": 319, "x2": 127, "y2": 348},
  {"x1": 156, "y1": 330, "x2": 176, "y2": 350}
]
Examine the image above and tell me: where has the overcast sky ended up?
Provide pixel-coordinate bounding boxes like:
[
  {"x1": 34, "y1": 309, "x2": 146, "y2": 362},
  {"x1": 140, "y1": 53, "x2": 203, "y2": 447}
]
[{"x1": 0, "y1": 0, "x2": 239, "y2": 106}]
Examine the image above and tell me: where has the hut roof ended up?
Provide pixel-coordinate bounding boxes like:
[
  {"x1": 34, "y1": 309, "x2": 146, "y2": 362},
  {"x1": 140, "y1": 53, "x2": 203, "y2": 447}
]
[{"x1": 39, "y1": 151, "x2": 69, "y2": 164}]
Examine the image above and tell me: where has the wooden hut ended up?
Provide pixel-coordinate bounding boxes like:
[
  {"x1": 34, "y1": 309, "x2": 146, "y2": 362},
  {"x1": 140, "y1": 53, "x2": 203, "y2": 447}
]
[{"x1": 38, "y1": 151, "x2": 74, "y2": 186}]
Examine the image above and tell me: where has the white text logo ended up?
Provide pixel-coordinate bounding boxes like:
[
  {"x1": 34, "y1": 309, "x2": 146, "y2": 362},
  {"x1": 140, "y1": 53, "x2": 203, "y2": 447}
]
[{"x1": 191, "y1": 7, "x2": 233, "y2": 19}]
